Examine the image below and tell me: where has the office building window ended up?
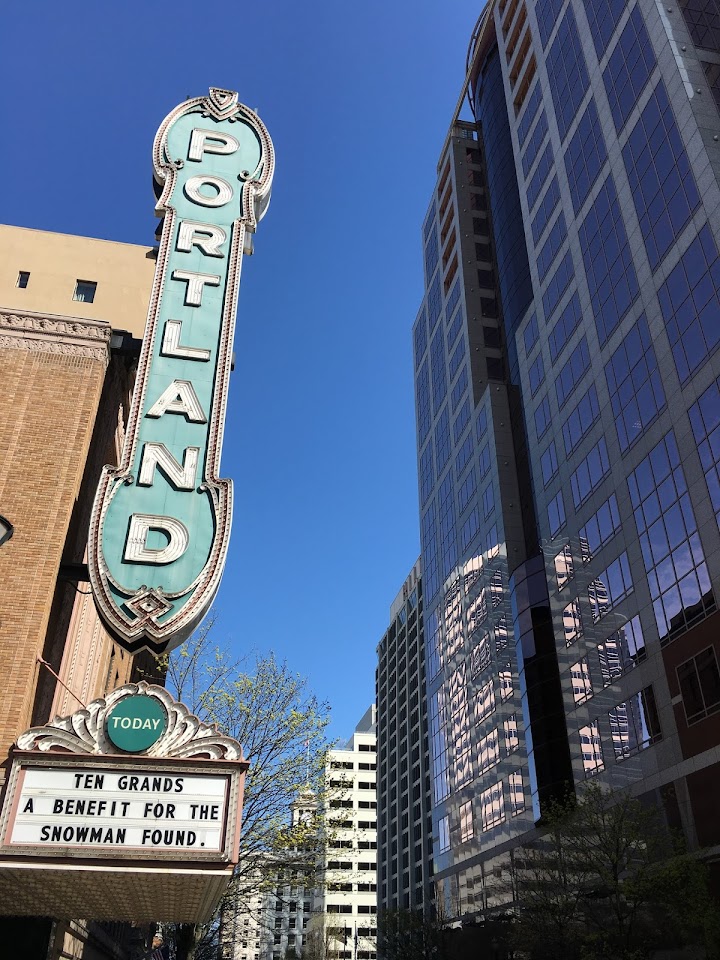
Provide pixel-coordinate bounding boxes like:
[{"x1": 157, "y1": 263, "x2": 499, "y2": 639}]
[
  {"x1": 524, "y1": 311, "x2": 540, "y2": 354},
  {"x1": 588, "y1": 552, "x2": 633, "y2": 622},
  {"x1": 479, "y1": 780, "x2": 506, "y2": 830},
  {"x1": 570, "y1": 437, "x2": 610, "y2": 509},
  {"x1": 571, "y1": 658, "x2": 593, "y2": 704},
  {"x1": 527, "y1": 142, "x2": 555, "y2": 212},
  {"x1": 536, "y1": 0, "x2": 566, "y2": 47},
  {"x1": 562, "y1": 384, "x2": 600, "y2": 457},
  {"x1": 624, "y1": 81, "x2": 700, "y2": 270},
  {"x1": 549, "y1": 290, "x2": 583, "y2": 363},
  {"x1": 548, "y1": 490, "x2": 566, "y2": 537},
  {"x1": 428, "y1": 273, "x2": 442, "y2": 331},
  {"x1": 538, "y1": 212, "x2": 567, "y2": 277},
  {"x1": 503, "y1": 714, "x2": 519, "y2": 754},
  {"x1": 478, "y1": 728, "x2": 500, "y2": 774},
  {"x1": 416, "y1": 362, "x2": 431, "y2": 447},
  {"x1": 579, "y1": 721, "x2": 604, "y2": 777},
  {"x1": 73, "y1": 279, "x2": 97, "y2": 303},
  {"x1": 453, "y1": 398, "x2": 471, "y2": 444},
  {"x1": 459, "y1": 800, "x2": 474, "y2": 842},
  {"x1": 541, "y1": 440, "x2": 559, "y2": 486},
  {"x1": 598, "y1": 615, "x2": 646, "y2": 685},
  {"x1": 689, "y1": 376, "x2": 720, "y2": 528},
  {"x1": 563, "y1": 598, "x2": 583, "y2": 645},
  {"x1": 414, "y1": 306, "x2": 427, "y2": 369},
  {"x1": 556, "y1": 336, "x2": 590, "y2": 407},
  {"x1": 547, "y1": 6, "x2": 590, "y2": 140},
  {"x1": 425, "y1": 227, "x2": 439, "y2": 282},
  {"x1": 604, "y1": 6, "x2": 657, "y2": 131},
  {"x1": 435, "y1": 407, "x2": 451, "y2": 475},
  {"x1": 447, "y1": 304, "x2": 464, "y2": 350},
  {"x1": 554, "y1": 543, "x2": 574, "y2": 590},
  {"x1": 455, "y1": 431, "x2": 473, "y2": 477},
  {"x1": 430, "y1": 326, "x2": 447, "y2": 415},
  {"x1": 532, "y1": 176, "x2": 561, "y2": 244},
  {"x1": 499, "y1": 664, "x2": 514, "y2": 701},
  {"x1": 535, "y1": 394, "x2": 552, "y2": 439},
  {"x1": 522, "y1": 110, "x2": 549, "y2": 178},
  {"x1": 583, "y1": 0, "x2": 629, "y2": 57},
  {"x1": 679, "y1": 0, "x2": 720, "y2": 52},
  {"x1": 579, "y1": 174, "x2": 638, "y2": 345},
  {"x1": 16, "y1": 270, "x2": 30, "y2": 288},
  {"x1": 509, "y1": 770, "x2": 525, "y2": 815},
  {"x1": 451, "y1": 365, "x2": 468, "y2": 412},
  {"x1": 579, "y1": 494, "x2": 621, "y2": 562},
  {"x1": 629, "y1": 431, "x2": 714, "y2": 642},
  {"x1": 658, "y1": 224, "x2": 720, "y2": 385},
  {"x1": 542, "y1": 250, "x2": 574, "y2": 320},
  {"x1": 605, "y1": 314, "x2": 665, "y2": 453},
  {"x1": 565, "y1": 97, "x2": 608, "y2": 213},
  {"x1": 518, "y1": 82, "x2": 543, "y2": 146},
  {"x1": 475, "y1": 680, "x2": 496, "y2": 722},
  {"x1": 608, "y1": 687, "x2": 662, "y2": 760},
  {"x1": 419, "y1": 444, "x2": 434, "y2": 507},
  {"x1": 677, "y1": 647, "x2": 720, "y2": 725},
  {"x1": 458, "y1": 466, "x2": 477, "y2": 514}
]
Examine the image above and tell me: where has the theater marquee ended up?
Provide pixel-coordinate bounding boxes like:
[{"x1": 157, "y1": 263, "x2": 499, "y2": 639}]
[
  {"x1": 0, "y1": 683, "x2": 248, "y2": 922},
  {"x1": 89, "y1": 87, "x2": 275, "y2": 655}
]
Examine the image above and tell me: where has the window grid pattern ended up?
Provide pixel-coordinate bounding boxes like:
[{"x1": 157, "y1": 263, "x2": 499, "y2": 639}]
[
  {"x1": 589, "y1": 552, "x2": 633, "y2": 622},
  {"x1": 431, "y1": 326, "x2": 447, "y2": 415},
  {"x1": 435, "y1": 407, "x2": 451, "y2": 476},
  {"x1": 447, "y1": 305, "x2": 464, "y2": 350},
  {"x1": 524, "y1": 312, "x2": 540, "y2": 354},
  {"x1": 518, "y1": 82, "x2": 544, "y2": 147},
  {"x1": 598, "y1": 615, "x2": 646, "y2": 685},
  {"x1": 582, "y1": 0, "x2": 629, "y2": 56},
  {"x1": 546, "y1": 7, "x2": 590, "y2": 140},
  {"x1": 679, "y1": 0, "x2": 720, "y2": 52},
  {"x1": 563, "y1": 597, "x2": 583, "y2": 645},
  {"x1": 570, "y1": 437, "x2": 611, "y2": 509},
  {"x1": 571, "y1": 657, "x2": 593, "y2": 704},
  {"x1": 605, "y1": 314, "x2": 666, "y2": 453},
  {"x1": 453, "y1": 399, "x2": 471, "y2": 444},
  {"x1": 428, "y1": 274, "x2": 442, "y2": 331},
  {"x1": 529, "y1": 353, "x2": 546, "y2": 396},
  {"x1": 538, "y1": 212, "x2": 568, "y2": 277},
  {"x1": 579, "y1": 494, "x2": 622, "y2": 562},
  {"x1": 414, "y1": 308, "x2": 427, "y2": 369},
  {"x1": 535, "y1": 395, "x2": 552, "y2": 439},
  {"x1": 425, "y1": 228, "x2": 439, "y2": 283},
  {"x1": 603, "y1": 5, "x2": 657, "y2": 132},
  {"x1": 549, "y1": 290, "x2": 582, "y2": 363},
  {"x1": 579, "y1": 721, "x2": 604, "y2": 777},
  {"x1": 658, "y1": 223, "x2": 720, "y2": 384},
  {"x1": 438, "y1": 473, "x2": 458, "y2": 583},
  {"x1": 623, "y1": 81, "x2": 700, "y2": 271},
  {"x1": 527, "y1": 142, "x2": 555, "y2": 212},
  {"x1": 451, "y1": 365, "x2": 468, "y2": 413},
  {"x1": 548, "y1": 490, "x2": 567, "y2": 537},
  {"x1": 416, "y1": 362, "x2": 431, "y2": 447},
  {"x1": 536, "y1": 0, "x2": 567, "y2": 47},
  {"x1": 677, "y1": 646, "x2": 720, "y2": 725},
  {"x1": 565, "y1": 97, "x2": 608, "y2": 213},
  {"x1": 689, "y1": 376, "x2": 720, "y2": 528},
  {"x1": 419, "y1": 444, "x2": 434, "y2": 507},
  {"x1": 579, "y1": 174, "x2": 638, "y2": 345},
  {"x1": 608, "y1": 687, "x2": 662, "y2": 760},
  {"x1": 542, "y1": 250, "x2": 574, "y2": 320},
  {"x1": 629, "y1": 431, "x2": 715, "y2": 643},
  {"x1": 562, "y1": 384, "x2": 600, "y2": 456},
  {"x1": 479, "y1": 780, "x2": 506, "y2": 831},
  {"x1": 522, "y1": 110, "x2": 549, "y2": 178},
  {"x1": 532, "y1": 176, "x2": 561, "y2": 244},
  {"x1": 556, "y1": 336, "x2": 590, "y2": 407}
]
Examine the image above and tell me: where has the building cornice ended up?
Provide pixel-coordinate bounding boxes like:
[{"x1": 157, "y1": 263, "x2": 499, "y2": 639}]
[{"x1": 0, "y1": 308, "x2": 112, "y2": 363}]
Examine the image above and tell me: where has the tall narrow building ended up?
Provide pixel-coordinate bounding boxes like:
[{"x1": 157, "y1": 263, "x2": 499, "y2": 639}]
[
  {"x1": 413, "y1": 0, "x2": 720, "y2": 923},
  {"x1": 376, "y1": 562, "x2": 434, "y2": 916}
]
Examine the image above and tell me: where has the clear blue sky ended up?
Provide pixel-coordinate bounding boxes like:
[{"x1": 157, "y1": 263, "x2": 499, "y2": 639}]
[{"x1": 1, "y1": 0, "x2": 482, "y2": 742}]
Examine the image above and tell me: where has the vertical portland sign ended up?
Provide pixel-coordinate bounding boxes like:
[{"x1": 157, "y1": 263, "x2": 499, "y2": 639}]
[{"x1": 89, "y1": 88, "x2": 274, "y2": 655}]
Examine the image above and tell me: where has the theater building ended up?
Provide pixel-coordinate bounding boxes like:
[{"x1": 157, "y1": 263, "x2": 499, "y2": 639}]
[{"x1": 0, "y1": 222, "x2": 163, "y2": 958}]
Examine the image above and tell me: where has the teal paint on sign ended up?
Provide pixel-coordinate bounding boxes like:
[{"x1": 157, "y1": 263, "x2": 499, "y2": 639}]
[
  {"x1": 106, "y1": 695, "x2": 168, "y2": 752},
  {"x1": 89, "y1": 89, "x2": 274, "y2": 654}
]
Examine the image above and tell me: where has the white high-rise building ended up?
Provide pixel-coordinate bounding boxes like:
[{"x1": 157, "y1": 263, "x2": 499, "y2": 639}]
[{"x1": 227, "y1": 710, "x2": 377, "y2": 960}]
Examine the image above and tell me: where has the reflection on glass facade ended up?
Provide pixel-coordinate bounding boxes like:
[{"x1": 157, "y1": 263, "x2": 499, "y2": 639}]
[{"x1": 410, "y1": 0, "x2": 720, "y2": 925}]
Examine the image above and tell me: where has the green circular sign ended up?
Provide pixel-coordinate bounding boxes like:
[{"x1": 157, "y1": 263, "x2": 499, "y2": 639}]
[{"x1": 106, "y1": 695, "x2": 167, "y2": 753}]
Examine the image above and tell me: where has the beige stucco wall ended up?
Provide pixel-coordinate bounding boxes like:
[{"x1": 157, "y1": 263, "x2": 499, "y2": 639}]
[{"x1": 0, "y1": 224, "x2": 155, "y2": 338}]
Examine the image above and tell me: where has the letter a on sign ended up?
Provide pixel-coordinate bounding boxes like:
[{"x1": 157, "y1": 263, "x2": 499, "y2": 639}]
[{"x1": 88, "y1": 88, "x2": 275, "y2": 654}]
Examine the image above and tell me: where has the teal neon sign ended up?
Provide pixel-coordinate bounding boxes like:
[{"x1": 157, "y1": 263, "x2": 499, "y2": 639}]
[{"x1": 89, "y1": 88, "x2": 274, "y2": 654}]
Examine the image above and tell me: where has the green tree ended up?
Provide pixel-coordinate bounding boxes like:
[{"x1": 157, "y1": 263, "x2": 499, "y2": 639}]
[
  {"x1": 157, "y1": 619, "x2": 332, "y2": 960},
  {"x1": 376, "y1": 907, "x2": 447, "y2": 960},
  {"x1": 511, "y1": 783, "x2": 720, "y2": 960}
]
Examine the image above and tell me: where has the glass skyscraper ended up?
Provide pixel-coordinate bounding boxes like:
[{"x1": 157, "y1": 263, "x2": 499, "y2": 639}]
[{"x1": 412, "y1": 0, "x2": 720, "y2": 921}]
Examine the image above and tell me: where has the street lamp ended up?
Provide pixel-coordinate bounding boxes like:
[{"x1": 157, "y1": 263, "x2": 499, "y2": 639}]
[{"x1": 0, "y1": 514, "x2": 14, "y2": 547}]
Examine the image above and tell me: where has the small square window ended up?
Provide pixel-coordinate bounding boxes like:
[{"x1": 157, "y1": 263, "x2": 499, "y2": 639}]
[
  {"x1": 73, "y1": 279, "x2": 97, "y2": 303},
  {"x1": 16, "y1": 271, "x2": 30, "y2": 289}
]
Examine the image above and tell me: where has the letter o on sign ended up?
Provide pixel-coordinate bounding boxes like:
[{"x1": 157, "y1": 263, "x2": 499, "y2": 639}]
[
  {"x1": 184, "y1": 175, "x2": 233, "y2": 207},
  {"x1": 106, "y1": 695, "x2": 168, "y2": 753}
]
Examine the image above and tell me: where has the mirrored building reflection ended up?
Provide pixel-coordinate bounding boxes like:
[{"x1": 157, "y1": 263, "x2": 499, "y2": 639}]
[{"x1": 402, "y1": 0, "x2": 720, "y2": 929}]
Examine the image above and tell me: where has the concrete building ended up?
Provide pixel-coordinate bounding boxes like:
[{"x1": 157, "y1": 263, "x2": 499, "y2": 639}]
[
  {"x1": 413, "y1": 0, "x2": 720, "y2": 923},
  {"x1": 0, "y1": 223, "x2": 161, "y2": 957},
  {"x1": 375, "y1": 563, "x2": 434, "y2": 916},
  {"x1": 247, "y1": 710, "x2": 378, "y2": 960}
]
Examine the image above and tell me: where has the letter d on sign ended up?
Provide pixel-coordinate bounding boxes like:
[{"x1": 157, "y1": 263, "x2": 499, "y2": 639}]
[{"x1": 124, "y1": 515, "x2": 189, "y2": 565}]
